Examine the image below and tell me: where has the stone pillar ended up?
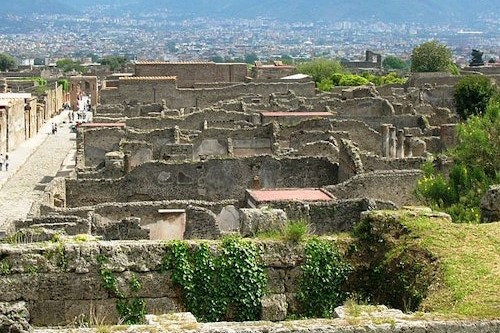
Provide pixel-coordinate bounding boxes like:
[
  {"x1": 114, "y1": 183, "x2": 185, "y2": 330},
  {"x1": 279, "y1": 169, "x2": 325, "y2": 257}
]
[
  {"x1": 123, "y1": 153, "x2": 131, "y2": 174},
  {"x1": 389, "y1": 126, "x2": 397, "y2": 158},
  {"x1": 174, "y1": 126, "x2": 180, "y2": 144},
  {"x1": 396, "y1": 129, "x2": 405, "y2": 158},
  {"x1": 380, "y1": 124, "x2": 390, "y2": 157},
  {"x1": 227, "y1": 138, "x2": 234, "y2": 157},
  {"x1": 404, "y1": 135, "x2": 413, "y2": 157}
]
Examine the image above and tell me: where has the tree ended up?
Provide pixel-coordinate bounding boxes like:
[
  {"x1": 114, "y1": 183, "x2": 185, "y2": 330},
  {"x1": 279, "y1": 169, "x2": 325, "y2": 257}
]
[
  {"x1": 454, "y1": 75, "x2": 497, "y2": 119},
  {"x1": 56, "y1": 58, "x2": 83, "y2": 73},
  {"x1": 99, "y1": 56, "x2": 127, "y2": 71},
  {"x1": 382, "y1": 55, "x2": 409, "y2": 70},
  {"x1": 0, "y1": 53, "x2": 17, "y2": 71},
  {"x1": 297, "y1": 58, "x2": 344, "y2": 83},
  {"x1": 411, "y1": 40, "x2": 453, "y2": 73},
  {"x1": 244, "y1": 53, "x2": 259, "y2": 64}
]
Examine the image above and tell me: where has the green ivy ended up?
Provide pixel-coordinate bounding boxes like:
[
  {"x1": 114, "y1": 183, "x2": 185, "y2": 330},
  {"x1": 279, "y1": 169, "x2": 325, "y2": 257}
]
[
  {"x1": 0, "y1": 260, "x2": 10, "y2": 275},
  {"x1": 97, "y1": 254, "x2": 146, "y2": 324},
  {"x1": 298, "y1": 238, "x2": 352, "y2": 318},
  {"x1": 162, "y1": 237, "x2": 267, "y2": 322}
]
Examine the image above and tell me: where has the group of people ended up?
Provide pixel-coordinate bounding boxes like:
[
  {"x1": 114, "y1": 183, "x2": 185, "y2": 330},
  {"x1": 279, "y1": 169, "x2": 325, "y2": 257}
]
[{"x1": 0, "y1": 154, "x2": 9, "y2": 171}]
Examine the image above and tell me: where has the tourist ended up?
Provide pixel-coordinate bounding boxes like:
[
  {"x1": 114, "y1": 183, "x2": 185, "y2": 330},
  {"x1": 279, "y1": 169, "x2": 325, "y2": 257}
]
[
  {"x1": 4, "y1": 155, "x2": 8, "y2": 171},
  {"x1": 0, "y1": 153, "x2": 4, "y2": 171}
]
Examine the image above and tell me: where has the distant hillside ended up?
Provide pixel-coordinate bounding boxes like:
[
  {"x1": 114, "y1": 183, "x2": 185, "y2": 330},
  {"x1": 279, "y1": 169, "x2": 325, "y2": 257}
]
[
  {"x1": 1, "y1": 0, "x2": 497, "y2": 26},
  {"x1": 1, "y1": 0, "x2": 77, "y2": 15},
  {"x1": 83, "y1": 0, "x2": 496, "y2": 25}
]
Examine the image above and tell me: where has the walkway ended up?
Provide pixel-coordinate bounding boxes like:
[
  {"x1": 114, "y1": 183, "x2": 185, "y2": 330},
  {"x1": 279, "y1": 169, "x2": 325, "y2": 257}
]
[{"x1": 0, "y1": 110, "x2": 76, "y2": 231}]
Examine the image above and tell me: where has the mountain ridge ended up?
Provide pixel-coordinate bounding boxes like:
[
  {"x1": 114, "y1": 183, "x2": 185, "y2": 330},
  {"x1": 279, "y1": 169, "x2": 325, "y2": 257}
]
[{"x1": 2, "y1": 0, "x2": 498, "y2": 26}]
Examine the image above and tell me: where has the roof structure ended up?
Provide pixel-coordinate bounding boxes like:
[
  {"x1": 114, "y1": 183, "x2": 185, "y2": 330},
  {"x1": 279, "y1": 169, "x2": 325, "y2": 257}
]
[{"x1": 247, "y1": 188, "x2": 335, "y2": 204}]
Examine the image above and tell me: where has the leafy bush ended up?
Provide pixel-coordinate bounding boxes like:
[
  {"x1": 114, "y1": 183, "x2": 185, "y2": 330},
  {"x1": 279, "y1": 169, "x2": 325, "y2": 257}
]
[
  {"x1": 284, "y1": 218, "x2": 310, "y2": 243},
  {"x1": 416, "y1": 97, "x2": 499, "y2": 223},
  {"x1": 298, "y1": 238, "x2": 352, "y2": 317},
  {"x1": 454, "y1": 75, "x2": 497, "y2": 120},
  {"x1": 297, "y1": 58, "x2": 344, "y2": 83},
  {"x1": 339, "y1": 74, "x2": 370, "y2": 86}
]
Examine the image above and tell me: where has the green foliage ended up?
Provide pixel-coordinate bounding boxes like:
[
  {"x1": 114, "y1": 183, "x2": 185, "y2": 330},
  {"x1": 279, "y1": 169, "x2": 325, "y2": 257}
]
[
  {"x1": 116, "y1": 299, "x2": 147, "y2": 325},
  {"x1": 297, "y1": 58, "x2": 344, "y2": 83},
  {"x1": 350, "y1": 214, "x2": 436, "y2": 312},
  {"x1": 162, "y1": 237, "x2": 267, "y2": 322},
  {"x1": 338, "y1": 73, "x2": 370, "y2": 86},
  {"x1": 284, "y1": 218, "x2": 310, "y2": 243},
  {"x1": 0, "y1": 260, "x2": 11, "y2": 275},
  {"x1": 99, "y1": 56, "x2": 128, "y2": 71},
  {"x1": 97, "y1": 255, "x2": 146, "y2": 325},
  {"x1": 411, "y1": 40, "x2": 453, "y2": 73},
  {"x1": 244, "y1": 53, "x2": 259, "y2": 64},
  {"x1": 56, "y1": 58, "x2": 83, "y2": 73},
  {"x1": 416, "y1": 98, "x2": 500, "y2": 223},
  {"x1": 454, "y1": 75, "x2": 497, "y2": 120},
  {"x1": 382, "y1": 55, "x2": 409, "y2": 70},
  {"x1": 57, "y1": 79, "x2": 70, "y2": 92},
  {"x1": 0, "y1": 53, "x2": 17, "y2": 71},
  {"x1": 298, "y1": 238, "x2": 352, "y2": 318}
]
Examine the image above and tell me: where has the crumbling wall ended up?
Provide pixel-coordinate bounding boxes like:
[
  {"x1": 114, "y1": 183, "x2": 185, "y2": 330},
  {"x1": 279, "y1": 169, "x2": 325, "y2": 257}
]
[
  {"x1": 65, "y1": 157, "x2": 339, "y2": 207},
  {"x1": 325, "y1": 170, "x2": 422, "y2": 207},
  {"x1": 101, "y1": 81, "x2": 315, "y2": 109},
  {"x1": 83, "y1": 127, "x2": 126, "y2": 168}
]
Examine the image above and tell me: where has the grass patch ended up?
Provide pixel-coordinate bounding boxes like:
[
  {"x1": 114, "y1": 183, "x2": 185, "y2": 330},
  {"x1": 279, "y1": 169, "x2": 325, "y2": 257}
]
[
  {"x1": 284, "y1": 218, "x2": 310, "y2": 243},
  {"x1": 400, "y1": 213, "x2": 500, "y2": 318}
]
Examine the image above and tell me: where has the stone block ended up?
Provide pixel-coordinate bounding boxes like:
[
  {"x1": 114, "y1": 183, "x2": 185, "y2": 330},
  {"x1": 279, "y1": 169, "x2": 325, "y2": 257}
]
[
  {"x1": 260, "y1": 294, "x2": 287, "y2": 321},
  {"x1": 0, "y1": 302, "x2": 32, "y2": 333},
  {"x1": 266, "y1": 268, "x2": 285, "y2": 294},
  {"x1": 239, "y1": 208, "x2": 287, "y2": 237}
]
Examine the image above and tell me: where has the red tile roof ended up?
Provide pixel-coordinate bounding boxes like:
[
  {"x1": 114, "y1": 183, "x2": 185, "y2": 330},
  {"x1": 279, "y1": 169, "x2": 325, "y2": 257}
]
[
  {"x1": 247, "y1": 188, "x2": 334, "y2": 202},
  {"x1": 260, "y1": 112, "x2": 333, "y2": 117}
]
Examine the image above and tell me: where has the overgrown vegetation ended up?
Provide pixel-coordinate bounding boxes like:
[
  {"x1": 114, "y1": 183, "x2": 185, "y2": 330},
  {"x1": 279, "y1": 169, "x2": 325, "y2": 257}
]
[
  {"x1": 161, "y1": 236, "x2": 266, "y2": 322},
  {"x1": 454, "y1": 75, "x2": 497, "y2": 120},
  {"x1": 350, "y1": 212, "x2": 436, "y2": 312},
  {"x1": 415, "y1": 95, "x2": 499, "y2": 223},
  {"x1": 97, "y1": 255, "x2": 147, "y2": 325},
  {"x1": 297, "y1": 58, "x2": 406, "y2": 92},
  {"x1": 298, "y1": 238, "x2": 352, "y2": 318}
]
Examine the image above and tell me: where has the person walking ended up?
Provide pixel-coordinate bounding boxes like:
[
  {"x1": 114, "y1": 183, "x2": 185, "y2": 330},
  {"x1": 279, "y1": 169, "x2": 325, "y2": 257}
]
[
  {"x1": 0, "y1": 153, "x2": 4, "y2": 171},
  {"x1": 4, "y1": 155, "x2": 8, "y2": 171}
]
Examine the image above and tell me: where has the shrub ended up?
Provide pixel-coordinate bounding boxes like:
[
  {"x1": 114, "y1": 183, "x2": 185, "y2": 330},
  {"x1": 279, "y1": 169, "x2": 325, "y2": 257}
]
[
  {"x1": 454, "y1": 75, "x2": 497, "y2": 120},
  {"x1": 284, "y1": 218, "x2": 310, "y2": 243}
]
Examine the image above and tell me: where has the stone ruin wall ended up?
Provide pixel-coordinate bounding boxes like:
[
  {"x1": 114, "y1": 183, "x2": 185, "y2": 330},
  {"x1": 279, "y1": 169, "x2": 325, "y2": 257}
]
[
  {"x1": 134, "y1": 62, "x2": 248, "y2": 88},
  {"x1": 100, "y1": 80, "x2": 316, "y2": 109},
  {"x1": 65, "y1": 156, "x2": 339, "y2": 207},
  {"x1": 0, "y1": 240, "x2": 314, "y2": 326},
  {"x1": 325, "y1": 170, "x2": 423, "y2": 207}
]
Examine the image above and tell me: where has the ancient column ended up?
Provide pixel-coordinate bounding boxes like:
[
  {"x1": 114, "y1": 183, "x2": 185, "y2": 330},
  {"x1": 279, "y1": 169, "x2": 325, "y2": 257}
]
[
  {"x1": 396, "y1": 129, "x2": 405, "y2": 158},
  {"x1": 380, "y1": 124, "x2": 390, "y2": 157},
  {"x1": 227, "y1": 138, "x2": 234, "y2": 157},
  {"x1": 404, "y1": 134, "x2": 413, "y2": 157},
  {"x1": 389, "y1": 126, "x2": 397, "y2": 158}
]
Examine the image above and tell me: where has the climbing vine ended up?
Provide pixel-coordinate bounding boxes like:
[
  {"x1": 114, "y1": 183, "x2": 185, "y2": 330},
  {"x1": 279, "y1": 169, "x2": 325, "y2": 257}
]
[
  {"x1": 161, "y1": 236, "x2": 267, "y2": 322},
  {"x1": 97, "y1": 255, "x2": 146, "y2": 324},
  {"x1": 298, "y1": 238, "x2": 352, "y2": 318}
]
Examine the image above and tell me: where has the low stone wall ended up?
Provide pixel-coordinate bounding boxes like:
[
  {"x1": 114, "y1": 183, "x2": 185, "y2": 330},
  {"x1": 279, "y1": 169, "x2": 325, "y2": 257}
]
[{"x1": 0, "y1": 240, "x2": 306, "y2": 326}]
